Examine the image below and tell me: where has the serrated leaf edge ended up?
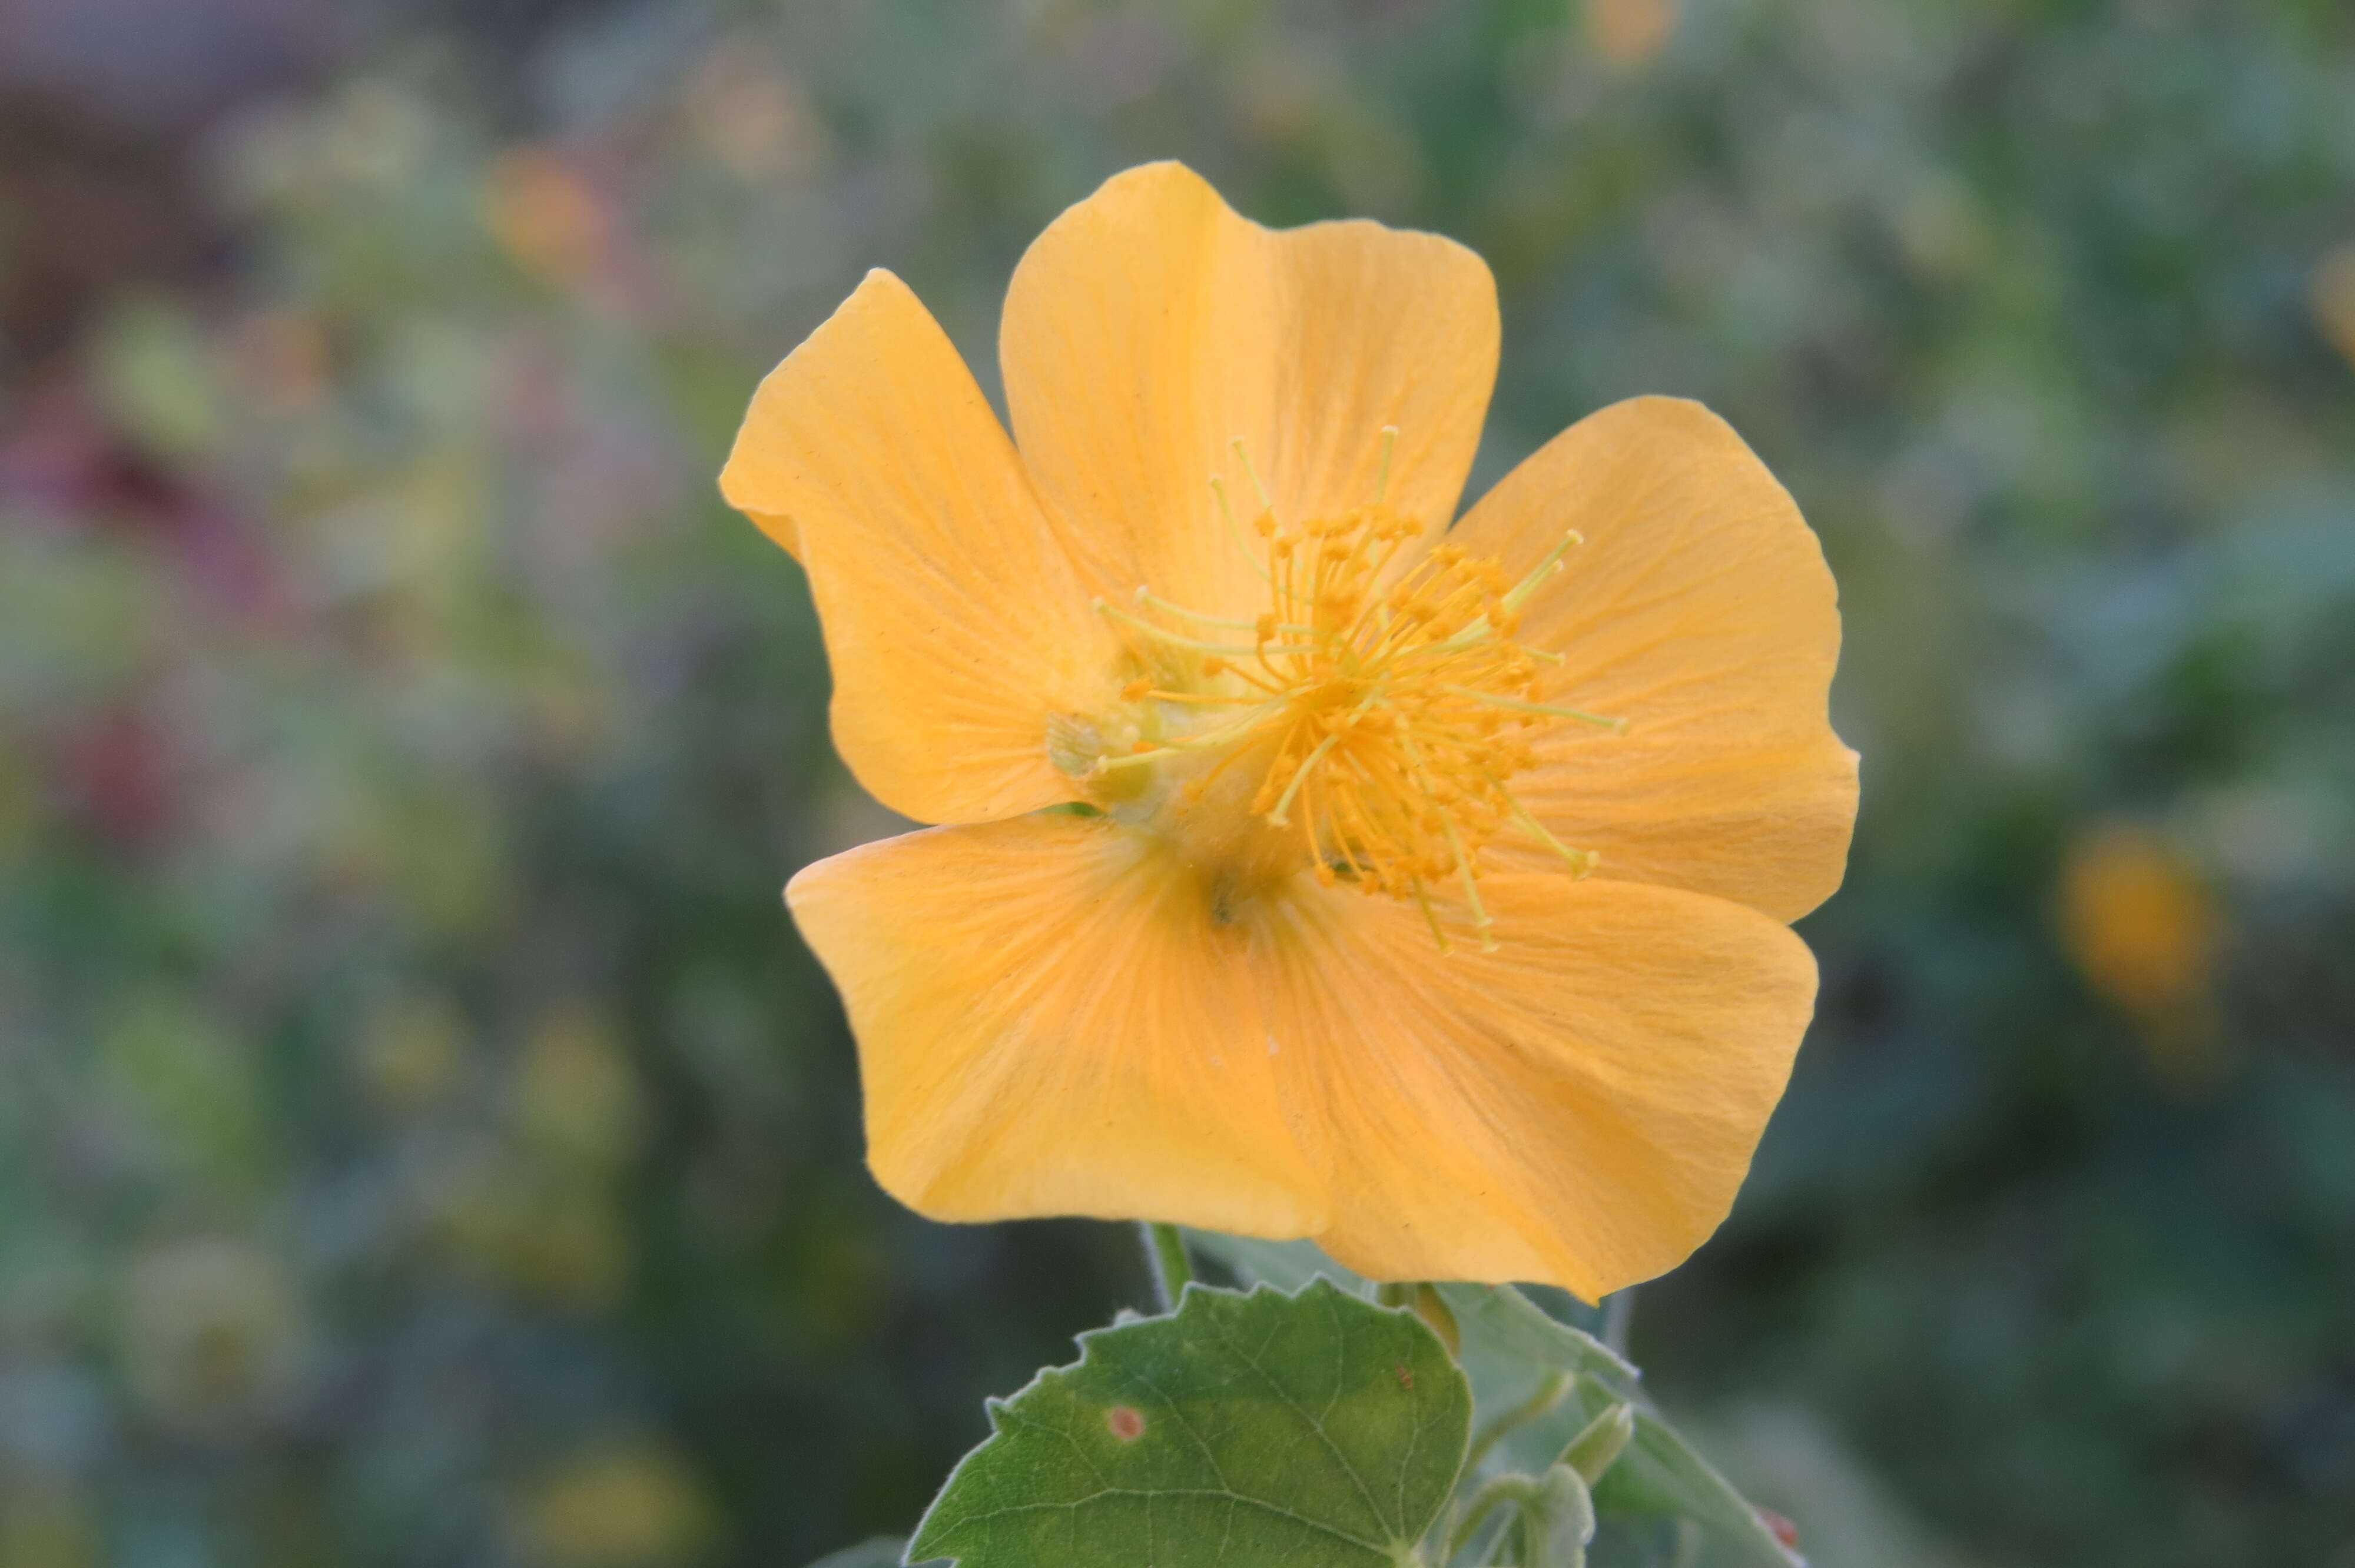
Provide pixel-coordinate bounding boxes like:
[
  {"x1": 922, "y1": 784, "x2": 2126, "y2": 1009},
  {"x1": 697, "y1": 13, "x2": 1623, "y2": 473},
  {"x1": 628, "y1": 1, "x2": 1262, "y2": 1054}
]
[{"x1": 908, "y1": 1278, "x2": 1465, "y2": 1568}]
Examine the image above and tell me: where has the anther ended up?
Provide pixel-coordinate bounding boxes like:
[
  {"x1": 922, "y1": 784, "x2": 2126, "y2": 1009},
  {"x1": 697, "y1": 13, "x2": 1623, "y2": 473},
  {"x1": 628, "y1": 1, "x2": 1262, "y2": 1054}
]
[{"x1": 1087, "y1": 429, "x2": 1614, "y2": 952}]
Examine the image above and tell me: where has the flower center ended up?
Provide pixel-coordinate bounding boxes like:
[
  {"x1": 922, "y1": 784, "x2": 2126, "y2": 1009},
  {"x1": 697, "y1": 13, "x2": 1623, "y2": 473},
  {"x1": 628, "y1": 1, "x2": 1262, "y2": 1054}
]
[{"x1": 1054, "y1": 433, "x2": 1619, "y2": 951}]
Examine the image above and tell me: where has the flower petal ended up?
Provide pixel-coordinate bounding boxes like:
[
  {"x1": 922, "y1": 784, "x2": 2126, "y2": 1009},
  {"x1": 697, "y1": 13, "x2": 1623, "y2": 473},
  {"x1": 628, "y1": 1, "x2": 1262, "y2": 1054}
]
[
  {"x1": 1000, "y1": 161, "x2": 1498, "y2": 620},
  {"x1": 721, "y1": 270, "x2": 1116, "y2": 825},
  {"x1": 1269, "y1": 872, "x2": 1819, "y2": 1300},
  {"x1": 1453, "y1": 396, "x2": 1859, "y2": 922},
  {"x1": 794, "y1": 812, "x2": 1812, "y2": 1300},
  {"x1": 787, "y1": 816, "x2": 1328, "y2": 1237}
]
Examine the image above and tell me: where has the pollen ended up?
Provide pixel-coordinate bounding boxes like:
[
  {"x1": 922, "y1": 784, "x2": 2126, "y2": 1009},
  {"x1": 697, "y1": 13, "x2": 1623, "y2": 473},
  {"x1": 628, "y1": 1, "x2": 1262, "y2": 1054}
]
[{"x1": 1085, "y1": 429, "x2": 1621, "y2": 951}]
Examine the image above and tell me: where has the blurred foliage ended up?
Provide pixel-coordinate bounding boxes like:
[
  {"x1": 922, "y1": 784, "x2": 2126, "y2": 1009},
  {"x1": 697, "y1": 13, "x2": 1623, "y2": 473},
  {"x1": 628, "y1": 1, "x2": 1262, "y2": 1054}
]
[{"x1": 1, "y1": 1, "x2": 2352, "y2": 1566}]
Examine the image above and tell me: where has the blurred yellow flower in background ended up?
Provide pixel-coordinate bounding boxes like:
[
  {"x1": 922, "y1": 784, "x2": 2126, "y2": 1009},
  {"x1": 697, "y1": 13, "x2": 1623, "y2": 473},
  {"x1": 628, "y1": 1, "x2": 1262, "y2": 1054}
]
[
  {"x1": 432, "y1": 1155, "x2": 633, "y2": 1310},
  {"x1": 118, "y1": 1237, "x2": 306, "y2": 1440},
  {"x1": 356, "y1": 987, "x2": 469, "y2": 1115},
  {"x1": 681, "y1": 42, "x2": 826, "y2": 184},
  {"x1": 2311, "y1": 244, "x2": 2355, "y2": 368},
  {"x1": 484, "y1": 147, "x2": 610, "y2": 287},
  {"x1": 2059, "y1": 820, "x2": 2227, "y2": 1088},
  {"x1": 518, "y1": 1001, "x2": 644, "y2": 1171},
  {"x1": 419, "y1": 1001, "x2": 643, "y2": 1310},
  {"x1": 1587, "y1": 0, "x2": 1681, "y2": 73},
  {"x1": 0, "y1": 1476, "x2": 97, "y2": 1568},
  {"x1": 513, "y1": 1441, "x2": 717, "y2": 1567},
  {"x1": 723, "y1": 162, "x2": 1856, "y2": 1300}
]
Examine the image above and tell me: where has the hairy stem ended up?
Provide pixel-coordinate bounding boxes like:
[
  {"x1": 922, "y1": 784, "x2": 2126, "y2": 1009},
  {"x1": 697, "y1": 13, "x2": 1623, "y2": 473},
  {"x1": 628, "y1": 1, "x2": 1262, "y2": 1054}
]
[
  {"x1": 1141, "y1": 1222, "x2": 1193, "y2": 1312},
  {"x1": 1464, "y1": 1370, "x2": 1573, "y2": 1476},
  {"x1": 1601, "y1": 1287, "x2": 1636, "y2": 1358}
]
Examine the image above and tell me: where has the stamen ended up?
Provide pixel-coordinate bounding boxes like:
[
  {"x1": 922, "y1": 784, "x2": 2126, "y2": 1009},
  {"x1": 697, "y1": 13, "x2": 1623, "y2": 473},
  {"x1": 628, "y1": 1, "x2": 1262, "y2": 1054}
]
[
  {"x1": 1412, "y1": 878, "x2": 1451, "y2": 955},
  {"x1": 1089, "y1": 746, "x2": 1188, "y2": 772},
  {"x1": 1263, "y1": 731, "x2": 1341, "y2": 826},
  {"x1": 1210, "y1": 476, "x2": 1275, "y2": 587},
  {"x1": 1504, "y1": 797, "x2": 1600, "y2": 877},
  {"x1": 1439, "y1": 808, "x2": 1494, "y2": 952},
  {"x1": 1089, "y1": 705, "x2": 1278, "y2": 772},
  {"x1": 1438, "y1": 686, "x2": 1628, "y2": 732},
  {"x1": 1083, "y1": 432, "x2": 1621, "y2": 949},
  {"x1": 1230, "y1": 437, "x2": 1275, "y2": 512},
  {"x1": 1134, "y1": 586, "x2": 1256, "y2": 631},
  {"x1": 1094, "y1": 596, "x2": 1307, "y2": 657},
  {"x1": 1502, "y1": 530, "x2": 1583, "y2": 612},
  {"x1": 1134, "y1": 586, "x2": 1318, "y2": 637}
]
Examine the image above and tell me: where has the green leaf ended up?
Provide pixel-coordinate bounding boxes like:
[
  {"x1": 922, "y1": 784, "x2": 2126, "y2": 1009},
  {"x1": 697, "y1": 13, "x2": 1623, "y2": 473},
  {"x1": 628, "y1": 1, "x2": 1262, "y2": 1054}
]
[
  {"x1": 1435, "y1": 1283, "x2": 1640, "y2": 1405},
  {"x1": 1182, "y1": 1237, "x2": 1794, "y2": 1567},
  {"x1": 910, "y1": 1280, "x2": 1471, "y2": 1567},
  {"x1": 1586, "y1": 1417, "x2": 1796, "y2": 1568}
]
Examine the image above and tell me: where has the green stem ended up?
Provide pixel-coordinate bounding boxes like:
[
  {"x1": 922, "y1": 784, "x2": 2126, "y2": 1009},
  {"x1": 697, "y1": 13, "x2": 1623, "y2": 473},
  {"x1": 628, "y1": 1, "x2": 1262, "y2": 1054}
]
[
  {"x1": 1447, "y1": 1473, "x2": 1545, "y2": 1560},
  {"x1": 1463, "y1": 1370, "x2": 1572, "y2": 1475},
  {"x1": 1600, "y1": 1287, "x2": 1636, "y2": 1358},
  {"x1": 1140, "y1": 1222, "x2": 1194, "y2": 1313}
]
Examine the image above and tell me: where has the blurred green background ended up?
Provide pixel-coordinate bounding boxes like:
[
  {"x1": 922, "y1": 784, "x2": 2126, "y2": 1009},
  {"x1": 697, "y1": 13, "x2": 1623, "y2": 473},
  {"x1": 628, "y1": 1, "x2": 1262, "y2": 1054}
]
[{"x1": 2, "y1": 1, "x2": 2352, "y2": 1564}]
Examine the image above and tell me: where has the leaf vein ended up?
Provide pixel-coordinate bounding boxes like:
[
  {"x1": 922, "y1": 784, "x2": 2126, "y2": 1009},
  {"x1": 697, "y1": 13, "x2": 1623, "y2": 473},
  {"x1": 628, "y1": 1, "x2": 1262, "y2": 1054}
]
[
  {"x1": 938, "y1": 1487, "x2": 1397, "y2": 1559},
  {"x1": 1209, "y1": 1304, "x2": 1393, "y2": 1536}
]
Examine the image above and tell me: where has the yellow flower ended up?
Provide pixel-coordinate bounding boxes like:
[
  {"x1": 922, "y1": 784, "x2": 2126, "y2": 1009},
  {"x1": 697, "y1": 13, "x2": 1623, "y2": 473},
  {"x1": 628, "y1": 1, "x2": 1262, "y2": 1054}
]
[
  {"x1": 119, "y1": 1236, "x2": 306, "y2": 1438},
  {"x1": 721, "y1": 164, "x2": 1856, "y2": 1299},
  {"x1": 484, "y1": 145, "x2": 609, "y2": 285},
  {"x1": 2314, "y1": 244, "x2": 2355, "y2": 369},
  {"x1": 2058, "y1": 819, "x2": 2225, "y2": 1088},
  {"x1": 0, "y1": 1476, "x2": 97, "y2": 1568},
  {"x1": 1588, "y1": 0, "x2": 1681, "y2": 73},
  {"x1": 513, "y1": 1441, "x2": 716, "y2": 1566}
]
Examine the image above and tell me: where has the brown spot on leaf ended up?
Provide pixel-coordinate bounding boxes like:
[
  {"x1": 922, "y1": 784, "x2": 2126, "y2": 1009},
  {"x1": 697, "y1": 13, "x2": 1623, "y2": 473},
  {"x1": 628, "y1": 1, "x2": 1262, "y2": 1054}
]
[
  {"x1": 1394, "y1": 1363, "x2": 1414, "y2": 1390},
  {"x1": 1106, "y1": 1405, "x2": 1145, "y2": 1441}
]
